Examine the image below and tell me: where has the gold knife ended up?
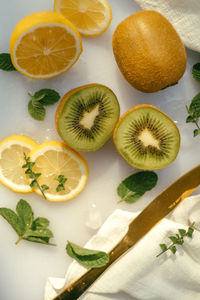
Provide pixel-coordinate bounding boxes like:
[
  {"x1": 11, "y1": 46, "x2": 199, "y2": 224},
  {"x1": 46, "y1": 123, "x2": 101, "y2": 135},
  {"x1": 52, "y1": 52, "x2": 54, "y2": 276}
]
[{"x1": 54, "y1": 164, "x2": 200, "y2": 300}]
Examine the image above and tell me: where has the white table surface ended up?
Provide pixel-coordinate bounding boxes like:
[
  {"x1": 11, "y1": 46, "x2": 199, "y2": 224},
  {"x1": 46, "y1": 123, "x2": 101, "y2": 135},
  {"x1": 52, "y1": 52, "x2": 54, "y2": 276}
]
[{"x1": 0, "y1": 1, "x2": 200, "y2": 299}]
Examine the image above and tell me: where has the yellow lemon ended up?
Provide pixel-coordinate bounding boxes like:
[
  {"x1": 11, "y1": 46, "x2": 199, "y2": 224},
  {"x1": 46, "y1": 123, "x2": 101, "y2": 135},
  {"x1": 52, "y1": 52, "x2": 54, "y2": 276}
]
[
  {"x1": 10, "y1": 11, "x2": 82, "y2": 79},
  {"x1": 0, "y1": 135, "x2": 38, "y2": 193},
  {"x1": 54, "y1": 0, "x2": 112, "y2": 37},
  {"x1": 28, "y1": 141, "x2": 89, "y2": 202}
]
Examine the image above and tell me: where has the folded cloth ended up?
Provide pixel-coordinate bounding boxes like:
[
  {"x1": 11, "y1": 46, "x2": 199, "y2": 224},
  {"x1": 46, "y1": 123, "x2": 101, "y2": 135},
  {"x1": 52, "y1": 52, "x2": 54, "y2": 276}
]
[
  {"x1": 134, "y1": 0, "x2": 200, "y2": 53},
  {"x1": 45, "y1": 194, "x2": 200, "y2": 300}
]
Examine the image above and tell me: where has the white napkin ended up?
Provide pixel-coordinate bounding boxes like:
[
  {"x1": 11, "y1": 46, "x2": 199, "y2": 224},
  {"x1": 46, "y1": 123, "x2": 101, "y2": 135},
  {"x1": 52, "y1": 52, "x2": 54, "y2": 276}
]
[
  {"x1": 45, "y1": 194, "x2": 200, "y2": 300},
  {"x1": 134, "y1": 0, "x2": 200, "y2": 53}
]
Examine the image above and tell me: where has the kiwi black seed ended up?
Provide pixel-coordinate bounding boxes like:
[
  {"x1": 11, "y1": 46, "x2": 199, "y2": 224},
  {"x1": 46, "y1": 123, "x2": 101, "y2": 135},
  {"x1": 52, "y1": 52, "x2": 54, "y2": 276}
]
[
  {"x1": 56, "y1": 84, "x2": 120, "y2": 151},
  {"x1": 113, "y1": 105, "x2": 180, "y2": 170}
]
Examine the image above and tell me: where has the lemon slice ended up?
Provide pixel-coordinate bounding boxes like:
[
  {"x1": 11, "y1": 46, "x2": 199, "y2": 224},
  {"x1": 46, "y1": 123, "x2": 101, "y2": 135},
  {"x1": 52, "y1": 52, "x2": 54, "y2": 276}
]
[
  {"x1": 0, "y1": 135, "x2": 38, "y2": 193},
  {"x1": 28, "y1": 141, "x2": 89, "y2": 202},
  {"x1": 10, "y1": 11, "x2": 82, "y2": 79},
  {"x1": 54, "y1": 0, "x2": 112, "y2": 37}
]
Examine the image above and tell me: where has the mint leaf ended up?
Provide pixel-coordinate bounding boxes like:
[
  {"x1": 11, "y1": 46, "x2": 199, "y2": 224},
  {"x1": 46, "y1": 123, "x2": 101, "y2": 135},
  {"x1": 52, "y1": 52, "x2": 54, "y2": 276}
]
[
  {"x1": 186, "y1": 93, "x2": 200, "y2": 137},
  {"x1": 26, "y1": 228, "x2": 53, "y2": 238},
  {"x1": 66, "y1": 241, "x2": 109, "y2": 268},
  {"x1": 28, "y1": 100, "x2": 46, "y2": 121},
  {"x1": 189, "y1": 94, "x2": 200, "y2": 118},
  {"x1": 33, "y1": 217, "x2": 50, "y2": 228},
  {"x1": 0, "y1": 208, "x2": 24, "y2": 236},
  {"x1": 117, "y1": 171, "x2": 158, "y2": 203},
  {"x1": 192, "y1": 63, "x2": 200, "y2": 82},
  {"x1": 23, "y1": 236, "x2": 55, "y2": 245},
  {"x1": 33, "y1": 89, "x2": 60, "y2": 106},
  {"x1": 16, "y1": 199, "x2": 33, "y2": 232},
  {"x1": 0, "y1": 53, "x2": 16, "y2": 71}
]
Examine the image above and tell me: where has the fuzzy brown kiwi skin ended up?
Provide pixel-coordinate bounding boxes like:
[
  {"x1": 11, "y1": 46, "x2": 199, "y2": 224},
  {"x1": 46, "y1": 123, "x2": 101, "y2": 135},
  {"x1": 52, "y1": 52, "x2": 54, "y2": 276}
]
[
  {"x1": 112, "y1": 10, "x2": 187, "y2": 93},
  {"x1": 113, "y1": 104, "x2": 181, "y2": 170}
]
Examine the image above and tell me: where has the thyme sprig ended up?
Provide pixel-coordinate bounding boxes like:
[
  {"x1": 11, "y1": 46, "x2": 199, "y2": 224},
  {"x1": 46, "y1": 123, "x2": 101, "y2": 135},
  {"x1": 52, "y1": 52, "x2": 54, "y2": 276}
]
[
  {"x1": 22, "y1": 153, "x2": 49, "y2": 199},
  {"x1": 156, "y1": 223, "x2": 195, "y2": 258}
]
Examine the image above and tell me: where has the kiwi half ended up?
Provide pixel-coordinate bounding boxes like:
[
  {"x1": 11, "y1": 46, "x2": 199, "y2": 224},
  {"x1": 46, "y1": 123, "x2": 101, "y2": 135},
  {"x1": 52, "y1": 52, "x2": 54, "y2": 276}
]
[
  {"x1": 56, "y1": 84, "x2": 120, "y2": 151},
  {"x1": 113, "y1": 105, "x2": 180, "y2": 170}
]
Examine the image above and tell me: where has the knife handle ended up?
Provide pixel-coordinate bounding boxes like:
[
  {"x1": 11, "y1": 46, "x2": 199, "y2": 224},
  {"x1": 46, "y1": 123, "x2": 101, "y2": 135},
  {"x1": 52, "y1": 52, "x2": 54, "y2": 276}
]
[{"x1": 53, "y1": 238, "x2": 131, "y2": 300}]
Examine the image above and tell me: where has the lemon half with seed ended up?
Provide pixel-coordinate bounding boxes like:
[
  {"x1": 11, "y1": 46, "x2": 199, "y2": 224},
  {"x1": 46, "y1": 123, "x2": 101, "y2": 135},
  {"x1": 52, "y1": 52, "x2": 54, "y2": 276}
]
[
  {"x1": 0, "y1": 135, "x2": 38, "y2": 193},
  {"x1": 54, "y1": 0, "x2": 112, "y2": 37},
  {"x1": 10, "y1": 11, "x2": 82, "y2": 79},
  {"x1": 28, "y1": 141, "x2": 89, "y2": 202}
]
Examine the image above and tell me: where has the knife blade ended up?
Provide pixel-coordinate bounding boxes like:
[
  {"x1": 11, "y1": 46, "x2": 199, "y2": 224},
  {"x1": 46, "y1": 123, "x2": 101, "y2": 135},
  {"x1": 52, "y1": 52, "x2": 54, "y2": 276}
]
[{"x1": 54, "y1": 164, "x2": 200, "y2": 300}]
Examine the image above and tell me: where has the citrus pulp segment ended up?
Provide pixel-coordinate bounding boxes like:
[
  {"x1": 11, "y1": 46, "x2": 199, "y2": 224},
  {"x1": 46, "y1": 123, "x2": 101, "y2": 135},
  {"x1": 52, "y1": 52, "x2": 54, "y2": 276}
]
[
  {"x1": 28, "y1": 141, "x2": 89, "y2": 202},
  {"x1": 0, "y1": 135, "x2": 38, "y2": 193},
  {"x1": 54, "y1": 0, "x2": 112, "y2": 36},
  {"x1": 10, "y1": 11, "x2": 82, "y2": 79}
]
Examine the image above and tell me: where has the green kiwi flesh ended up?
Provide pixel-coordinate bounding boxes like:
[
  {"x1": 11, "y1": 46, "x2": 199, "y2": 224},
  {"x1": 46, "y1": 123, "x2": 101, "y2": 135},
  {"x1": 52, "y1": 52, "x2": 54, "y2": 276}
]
[
  {"x1": 57, "y1": 85, "x2": 120, "y2": 151},
  {"x1": 115, "y1": 106, "x2": 180, "y2": 170}
]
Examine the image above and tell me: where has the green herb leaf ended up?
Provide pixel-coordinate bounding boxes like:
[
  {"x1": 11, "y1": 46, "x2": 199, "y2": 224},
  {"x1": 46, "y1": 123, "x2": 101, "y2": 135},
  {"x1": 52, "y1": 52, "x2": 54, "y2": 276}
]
[
  {"x1": 194, "y1": 129, "x2": 200, "y2": 137},
  {"x1": 33, "y1": 89, "x2": 60, "y2": 106},
  {"x1": 41, "y1": 184, "x2": 49, "y2": 192},
  {"x1": 192, "y1": 63, "x2": 200, "y2": 82},
  {"x1": 23, "y1": 236, "x2": 55, "y2": 245},
  {"x1": 160, "y1": 244, "x2": 167, "y2": 252},
  {"x1": 157, "y1": 225, "x2": 195, "y2": 258},
  {"x1": 0, "y1": 199, "x2": 55, "y2": 246},
  {"x1": 23, "y1": 153, "x2": 48, "y2": 199},
  {"x1": 56, "y1": 184, "x2": 65, "y2": 192},
  {"x1": 26, "y1": 227, "x2": 53, "y2": 238},
  {"x1": 16, "y1": 199, "x2": 33, "y2": 232},
  {"x1": 178, "y1": 229, "x2": 186, "y2": 237},
  {"x1": 0, "y1": 53, "x2": 16, "y2": 71},
  {"x1": 32, "y1": 217, "x2": 50, "y2": 229},
  {"x1": 170, "y1": 245, "x2": 177, "y2": 254},
  {"x1": 66, "y1": 241, "x2": 109, "y2": 268},
  {"x1": 187, "y1": 226, "x2": 194, "y2": 238},
  {"x1": 117, "y1": 171, "x2": 158, "y2": 203},
  {"x1": 56, "y1": 174, "x2": 67, "y2": 192},
  {"x1": 0, "y1": 207, "x2": 24, "y2": 236},
  {"x1": 28, "y1": 100, "x2": 46, "y2": 121},
  {"x1": 186, "y1": 93, "x2": 200, "y2": 137}
]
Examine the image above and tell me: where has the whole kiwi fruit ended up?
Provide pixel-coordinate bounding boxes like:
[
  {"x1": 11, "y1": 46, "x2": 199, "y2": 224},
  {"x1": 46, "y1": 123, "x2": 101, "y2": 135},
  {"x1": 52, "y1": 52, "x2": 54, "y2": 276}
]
[
  {"x1": 113, "y1": 104, "x2": 180, "y2": 170},
  {"x1": 112, "y1": 10, "x2": 187, "y2": 93},
  {"x1": 55, "y1": 84, "x2": 120, "y2": 152}
]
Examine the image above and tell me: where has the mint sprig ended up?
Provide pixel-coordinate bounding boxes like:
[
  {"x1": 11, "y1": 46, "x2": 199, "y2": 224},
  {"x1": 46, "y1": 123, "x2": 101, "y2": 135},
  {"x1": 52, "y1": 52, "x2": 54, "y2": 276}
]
[
  {"x1": 186, "y1": 93, "x2": 200, "y2": 137},
  {"x1": 0, "y1": 53, "x2": 16, "y2": 71},
  {"x1": 117, "y1": 171, "x2": 158, "y2": 203},
  {"x1": 156, "y1": 224, "x2": 195, "y2": 258},
  {"x1": 28, "y1": 89, "x2": 60, "y2": 121},
  {"x1": 0, "y1": 199, "x2": 55, "y2": 245},
  {"x1": 66, "y1": 241, "x2": 109, "y2": 268}
]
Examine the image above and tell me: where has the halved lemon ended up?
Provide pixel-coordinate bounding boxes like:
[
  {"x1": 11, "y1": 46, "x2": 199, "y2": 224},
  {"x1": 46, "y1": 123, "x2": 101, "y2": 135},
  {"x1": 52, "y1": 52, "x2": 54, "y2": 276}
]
[
  {"x1": 28, "y1": 141, "x2": 89, "y2": 202},
  {"x1": 10, "y1": 11, "x2": 82, "y2": 79},
  {"x1": 0, "y1": 135, "x2": 38, "y2": 193},
  {"x1": 54, "y1": 0, "x2": 112, "y2": 37}
]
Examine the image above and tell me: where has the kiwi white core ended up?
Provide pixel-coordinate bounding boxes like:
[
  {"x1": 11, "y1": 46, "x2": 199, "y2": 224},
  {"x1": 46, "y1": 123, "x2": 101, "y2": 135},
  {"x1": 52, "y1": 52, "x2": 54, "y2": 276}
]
[
  {"x1": 138, "y1": 128, "x2": 161, "y2": 150},
  {"x1": 79, "y1": 104, "x2": 100, "y2": 130}
]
